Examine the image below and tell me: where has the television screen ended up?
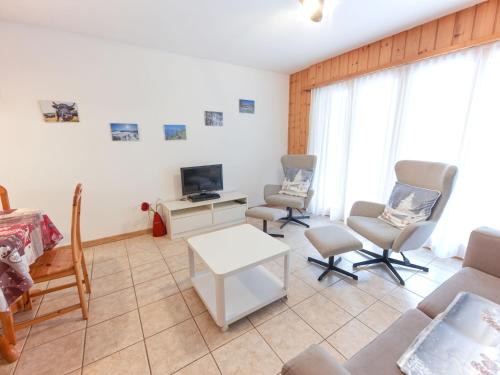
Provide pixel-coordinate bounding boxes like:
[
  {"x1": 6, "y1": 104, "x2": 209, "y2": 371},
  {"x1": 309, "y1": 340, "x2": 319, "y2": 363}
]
[{"x1": 180, "y1": 164, "x2": 223, "y2": 196}]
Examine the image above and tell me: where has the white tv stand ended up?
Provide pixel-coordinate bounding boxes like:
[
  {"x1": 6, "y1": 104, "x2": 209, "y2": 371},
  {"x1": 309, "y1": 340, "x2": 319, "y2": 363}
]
[{"x1": 160, "y1": 192, "x2": 248, "y2": 240}]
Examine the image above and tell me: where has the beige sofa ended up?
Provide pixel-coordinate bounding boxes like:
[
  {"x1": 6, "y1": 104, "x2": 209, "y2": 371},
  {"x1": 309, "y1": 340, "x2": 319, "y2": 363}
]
[{"x1": 282, "y1": 227, "x2": 500, "y2": 375}]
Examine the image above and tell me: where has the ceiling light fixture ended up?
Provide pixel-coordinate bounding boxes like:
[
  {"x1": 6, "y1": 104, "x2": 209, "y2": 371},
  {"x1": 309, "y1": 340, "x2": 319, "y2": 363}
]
[{"x1": 299, "y1": 0, "x2": 324, "y2": 22}]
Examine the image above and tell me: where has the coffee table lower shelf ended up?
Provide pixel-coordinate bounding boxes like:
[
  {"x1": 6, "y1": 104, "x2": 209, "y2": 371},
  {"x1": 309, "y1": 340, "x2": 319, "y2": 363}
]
[{"x1": 191, "y1": 265, "x2": 286, "y2": 328}]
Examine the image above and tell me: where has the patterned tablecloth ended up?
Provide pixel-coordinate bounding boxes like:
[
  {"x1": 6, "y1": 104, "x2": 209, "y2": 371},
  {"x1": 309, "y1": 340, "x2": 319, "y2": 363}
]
[{"x1": 0, "y1": 209, "x2": 63, "y2": 311}]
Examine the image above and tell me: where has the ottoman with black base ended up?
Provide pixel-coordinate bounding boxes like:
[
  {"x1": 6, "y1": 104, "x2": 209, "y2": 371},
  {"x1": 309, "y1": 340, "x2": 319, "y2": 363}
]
[
  {"x1": 245, "y1": 207, "x2": 287, "y2": 238},
  {"x1": 305, "y1": 225, "x2": 362, "y2": 281}
]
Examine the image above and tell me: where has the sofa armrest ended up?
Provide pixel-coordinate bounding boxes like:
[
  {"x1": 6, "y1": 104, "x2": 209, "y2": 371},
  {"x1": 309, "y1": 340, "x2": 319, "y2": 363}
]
[
  {"x1": 463, "y1": 227, "x2": 500, "y2": 278},
  {"x1": 264, "y1": 184, "x2": 281, "y2": 199},
  {"x1": 282, "y1": 345, "x2": 351, "y2": 375},
  {"x1": 349, "y1": 201, "x2": 385, "y2": 218},
  {"x1": 393, "y1": 221, "x2": 436, "y2": 252}
]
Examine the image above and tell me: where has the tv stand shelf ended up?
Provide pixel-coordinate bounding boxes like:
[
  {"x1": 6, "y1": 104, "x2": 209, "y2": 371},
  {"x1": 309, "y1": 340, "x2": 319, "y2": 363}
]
[{"x1": 161, "y1": 192, "x2": 248, "y2": 239}]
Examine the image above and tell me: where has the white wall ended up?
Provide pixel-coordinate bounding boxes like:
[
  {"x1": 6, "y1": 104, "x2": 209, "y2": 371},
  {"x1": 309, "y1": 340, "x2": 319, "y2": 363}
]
[{"x1": 0, "y1": 22, "x2": 289, "y2": 244}]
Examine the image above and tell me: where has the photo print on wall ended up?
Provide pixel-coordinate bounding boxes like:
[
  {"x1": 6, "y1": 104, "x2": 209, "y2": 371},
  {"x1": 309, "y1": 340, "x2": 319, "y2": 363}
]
[
  {"x1": 39, "y1": 100, "x2": 79, "y2": 123},
  {"x1": 205, "y1": 111, "x2": 223, "y2": 126},
  {"x1": 239, "y1": 99, "x2": 255, "y2": 114},
  {"x1": 110, "y1": 123, "x2": 140, "y2": 142},
  {"x1": 164, "y1": 124, "x2": 187, "y2": 140}
]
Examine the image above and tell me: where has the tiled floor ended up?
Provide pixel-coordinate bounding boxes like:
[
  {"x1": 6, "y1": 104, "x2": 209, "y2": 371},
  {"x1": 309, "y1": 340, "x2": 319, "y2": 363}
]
[{"x1": 1, "y1": 216, "x2": 462, "y2": 375}]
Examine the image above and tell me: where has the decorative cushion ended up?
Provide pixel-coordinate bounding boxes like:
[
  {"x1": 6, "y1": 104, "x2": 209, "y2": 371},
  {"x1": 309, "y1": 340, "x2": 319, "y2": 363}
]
[
  {"x1": 378, "y1": 182, "x2": 441, "y2": 229},
  {"x1": 398, "y1": 292, "x2": 500, "y2": 375},
  {"x1": 279, "y1": 168, "x2": 313, "y2": 198}
]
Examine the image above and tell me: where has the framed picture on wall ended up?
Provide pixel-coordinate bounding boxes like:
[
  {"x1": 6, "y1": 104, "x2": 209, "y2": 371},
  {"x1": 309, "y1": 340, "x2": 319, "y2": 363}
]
[
  {"x1": 110, "y1": 123, "x2": 140, "y2": 141},
  {"x1": 39, "y1": 100, "x2": 80, "y2": 123},
  {"x1": 239, "y1": 99, "x2": 255, "y2": 114},
  {"x1": 204, "y1": 111, "x2": 223, "y2": 126},
  {"x1": 164, "y1": 124, "x2": 187, "y2": 140}
]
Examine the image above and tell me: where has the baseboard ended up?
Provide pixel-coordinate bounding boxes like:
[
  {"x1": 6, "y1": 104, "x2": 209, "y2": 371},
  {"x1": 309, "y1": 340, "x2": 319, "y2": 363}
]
[{"x1": 56, "y1": 228, "x2": 153, "y2": 250}]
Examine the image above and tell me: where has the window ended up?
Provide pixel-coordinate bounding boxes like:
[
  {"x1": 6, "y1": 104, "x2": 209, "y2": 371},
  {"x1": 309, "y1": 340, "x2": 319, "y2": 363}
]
[{"x1": 308, "y1": 42, "x2": 500, "y2": 257}]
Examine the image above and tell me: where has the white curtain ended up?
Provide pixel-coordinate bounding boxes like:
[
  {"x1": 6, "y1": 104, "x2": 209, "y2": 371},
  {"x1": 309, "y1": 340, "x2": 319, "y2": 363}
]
[
  {"x1": 308, "y1": 80, "x2": 351, "y2": 219},
  {"x1": 308, "y1": 42, "x2": 500, "y2": 258}
]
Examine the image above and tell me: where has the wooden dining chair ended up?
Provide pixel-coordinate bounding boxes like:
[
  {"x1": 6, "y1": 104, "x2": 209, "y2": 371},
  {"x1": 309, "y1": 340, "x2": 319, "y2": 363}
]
[
  {"x1": 0, "y1": 185, "x2": 10, "y2": 210},
  {"x1": 15, "y1": 183, "x2": 91, "y2": 331},
  {"x1": 0, "y1": 184, "x2": 20, "y2": 362}
]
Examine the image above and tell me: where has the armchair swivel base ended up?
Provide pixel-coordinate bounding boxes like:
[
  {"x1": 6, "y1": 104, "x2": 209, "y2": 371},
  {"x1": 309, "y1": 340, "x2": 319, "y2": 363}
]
[
  {"x1": 353, "y1": 249, "x2": 429, "y2": 285},
  {"x1": 279, "y1": 207, "x2": 310, "y2": 229},
  {"x1": 308, "y1": 256, "x2": 358, "y2": 281}
]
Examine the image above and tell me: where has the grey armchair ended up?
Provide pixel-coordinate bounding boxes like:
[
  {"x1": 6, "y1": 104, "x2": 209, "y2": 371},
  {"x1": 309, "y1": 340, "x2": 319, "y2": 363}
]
[
  {"x1": 346, "y1": 160, "x2": 458, "y2": 285},
  {"x1": 264, "y1": 155, "x2": 317, "y2": 228}
]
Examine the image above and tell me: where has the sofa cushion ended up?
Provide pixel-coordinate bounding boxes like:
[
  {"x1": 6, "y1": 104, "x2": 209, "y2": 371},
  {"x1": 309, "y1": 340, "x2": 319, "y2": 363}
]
[
  {"x1": 282, "y1": 344, "x2": 351, "y2": 375},
  {"x1": 418, "y1": 267, "x2": 500, "y2": 318},
  {"x1": 346, "y1": 216, "x2": 401, "y2": 250},
  {"x1": 344, "y1": 309, "x2": 431, "y2": 375}
]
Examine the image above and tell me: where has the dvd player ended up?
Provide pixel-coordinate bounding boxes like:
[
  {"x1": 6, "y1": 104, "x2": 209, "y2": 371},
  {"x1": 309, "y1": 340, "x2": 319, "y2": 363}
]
[{"x1": 188, "y1": 192, "x2": 221, "y2": 202}]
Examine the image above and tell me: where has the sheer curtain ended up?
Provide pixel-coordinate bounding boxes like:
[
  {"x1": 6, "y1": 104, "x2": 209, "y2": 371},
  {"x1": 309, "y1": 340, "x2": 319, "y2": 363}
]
[
  {"x1": 308, "y1": 81, "x2": 351, "y2": 219},
  {"x1": 308, "y1": 42, "x2": 500, "y2": 258}
]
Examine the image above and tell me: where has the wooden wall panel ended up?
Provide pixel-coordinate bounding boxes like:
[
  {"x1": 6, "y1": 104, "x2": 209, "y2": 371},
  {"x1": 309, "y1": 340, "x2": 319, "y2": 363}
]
[
  {"x1": 331, "y1": 57, "x2": 340, "y2": 80},
  {"x1": 322, "y1": 59, "x2": 332, "y2": 82},
  {"x1": 452, "y1": 7, "x2": 477, "y2": 44},
  {"x1": 496, "y1": 2, "x2": 500, "y2": 32},
  {"x1": 357, "y1": 45, "x2": 369, "y2": 72},
  {"x1": 297, "y1": 71, "x2": 310, "y2": 153},
  {"x1": 435, "y1": 14, "x2": 457, "y2": 48},
  {"x1": 367, "y1": 41, "x2": 381, "y2": 69},
  {"x1": 348, "y1": 50, "x2": 359, "y2": 74},
  {"x1": 307, "y1": 65, "x2": 317, "y2": 88},
  {"x1": 405, "y1": 26, "x2": 422, "y2": 59},
  {"x1": 287, "y1": 73, "x2": 297, "y2": 152},
  {"x1": 391, "y1": 32, "x2": 407, "y2": 62},
  {"x1": 338, "y1": 54, "x2": 349, "y2": 77},
  {"x1": 288, "y1": 0, "x2": 500, "y2": 154},
  {"x1": 315, "y1": 63, "x2": 324, "y2": 85},
  {"x1": 473, "y1": 0, "x2": 498, "y2": 37},
  {"x1": 419, "y1": 21, "x2": 438, "y2": 54},
  {"x1": 379, "y1": 37, "x2": 393, "y2": 65}
]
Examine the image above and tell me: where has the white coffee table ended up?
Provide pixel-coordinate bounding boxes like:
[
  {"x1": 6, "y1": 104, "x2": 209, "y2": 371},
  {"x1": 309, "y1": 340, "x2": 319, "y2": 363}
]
[{"x1": 187, "y1": 224, "x2": 291, "y2": 331}]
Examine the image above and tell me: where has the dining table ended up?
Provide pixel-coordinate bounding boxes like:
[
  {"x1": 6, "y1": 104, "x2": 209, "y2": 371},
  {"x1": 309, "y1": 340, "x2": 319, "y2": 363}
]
[{"x1": 0, "y1": 208, "x2": 63, "y2": 362}]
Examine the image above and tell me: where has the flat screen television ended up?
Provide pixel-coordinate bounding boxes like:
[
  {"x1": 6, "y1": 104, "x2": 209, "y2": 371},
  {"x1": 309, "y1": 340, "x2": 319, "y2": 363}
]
[{"x1": 180, "y1": 164, "x2": 223, "y2": 196}]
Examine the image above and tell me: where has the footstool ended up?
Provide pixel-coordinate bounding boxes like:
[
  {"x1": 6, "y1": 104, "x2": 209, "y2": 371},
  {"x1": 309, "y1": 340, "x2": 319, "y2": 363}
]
[
  {"x1": 305, "y1": 225, "x2": 361, "y2": 281},
  {"x1": 245, "y1": 207, "x2": 287, "y2": 238}
]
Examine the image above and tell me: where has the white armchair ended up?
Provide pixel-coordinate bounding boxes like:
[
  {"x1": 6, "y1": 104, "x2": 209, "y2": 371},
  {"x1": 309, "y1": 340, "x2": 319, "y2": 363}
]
[
  {"x1": 264, "y1": 155, "x2": 317, "y2": 228},
  {"x1": 346, "y1": 160, "x2": 458, "y2": 285}
]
